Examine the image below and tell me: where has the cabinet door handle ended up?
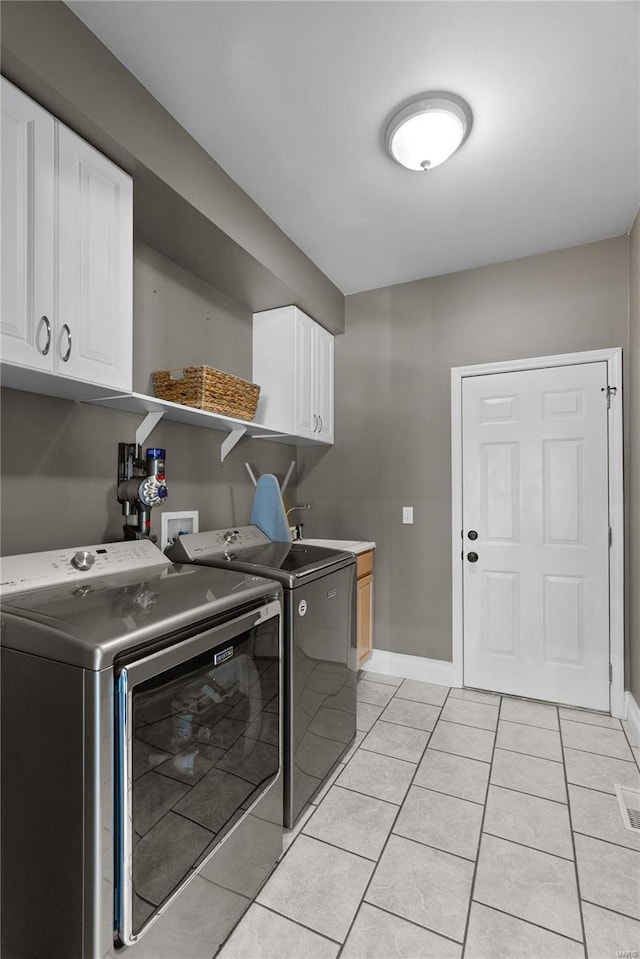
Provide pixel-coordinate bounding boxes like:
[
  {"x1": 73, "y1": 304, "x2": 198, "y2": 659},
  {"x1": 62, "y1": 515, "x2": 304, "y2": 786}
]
[
  {"x1": 318, "y1": 415, "x2": 323, "y2": 432},
  {"x1": 38, "y1": 315, "x2": 52, "y2": 356},
  {"x1": 60, "y1": 324, "x2": 72, "y2": 362},
  {"x1": 313, "y1": 414, "x2": 318, "y2": 432}
]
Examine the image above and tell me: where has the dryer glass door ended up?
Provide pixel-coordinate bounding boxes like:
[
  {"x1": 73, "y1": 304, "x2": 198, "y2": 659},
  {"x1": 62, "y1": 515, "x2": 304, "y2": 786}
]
[{"x1": 115, "y1": 600, "x2": 281, "y2": 946}]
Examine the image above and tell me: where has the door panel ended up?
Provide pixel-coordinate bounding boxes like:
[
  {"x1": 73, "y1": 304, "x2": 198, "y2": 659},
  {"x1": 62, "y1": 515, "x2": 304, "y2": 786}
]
[
  {"x1": 0, "y1": 81, "x2": 54, "y2": 370},
  {"x1": 315, "y1": 324, "x2": 334, "y2": 442},
  {"x1": 482, "y1": 571, "x2": 520, "y2": 657},
  {"x1": 543, "y1": 440, "x2": 583, "y2": 544},
  {"x1": 543, "y1": 575, "x2": 583, "y2": 665},
  {"x1": 481, "y1": 443, "x2": 519, "y2": 541},
  {"x1": 294, "y1": 312, "x2": 316, "y2": 438},
  {"x1": 462, "y1": 362, "x2": 609, "y2": 710},
  {"x1": 57, "y1": 125, "x2": 132, "y2": 390}
]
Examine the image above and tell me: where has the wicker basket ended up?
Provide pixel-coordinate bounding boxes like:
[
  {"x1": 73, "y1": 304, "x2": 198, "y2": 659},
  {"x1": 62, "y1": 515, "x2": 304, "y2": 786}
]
[{"x1": 152, "y1": 366, "x2": 260, "y2": 421}]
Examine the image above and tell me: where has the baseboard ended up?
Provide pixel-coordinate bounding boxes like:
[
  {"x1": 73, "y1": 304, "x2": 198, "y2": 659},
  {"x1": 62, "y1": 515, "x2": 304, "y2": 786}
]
[
  {"x1": 625, "y1": 690, "x2": 640, "y2": 744},
  {"x1": 362, "y1": 649, "x2": 455, "y2": 687}
]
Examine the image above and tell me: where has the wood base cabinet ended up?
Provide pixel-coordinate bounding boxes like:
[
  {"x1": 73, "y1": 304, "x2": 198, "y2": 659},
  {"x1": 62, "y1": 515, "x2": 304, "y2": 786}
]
[{"x1": 357, "y1": 550, "x2": 374, "y2": 666}]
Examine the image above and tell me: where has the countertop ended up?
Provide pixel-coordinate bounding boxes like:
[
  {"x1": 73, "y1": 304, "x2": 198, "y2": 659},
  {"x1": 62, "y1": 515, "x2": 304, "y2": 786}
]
[{"x1": 298, "y1": 538, "x2": 375, "y2": 556}]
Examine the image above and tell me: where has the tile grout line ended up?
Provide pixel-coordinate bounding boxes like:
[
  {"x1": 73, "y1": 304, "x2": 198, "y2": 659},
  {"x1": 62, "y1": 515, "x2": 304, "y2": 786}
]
[
  {"x1": 479, "y1": 829, "x2": 575, "y2": 864},
  {"x1": 474, "y1": 901, "x2": 585, "y2": 947},
  {"x1": 459, "y1": 692, "x2": 503, "y2": 958},
  {"x1": 253, "y1": 901, "x2": 343, "y2": 948},
  {"x1": 560, "y1": 716, "x2": 624, "y2": 731},
  {"x1": 359, "y1": 716, "x2": 441, "y2": 734},
  {"x1": 486, "y1": 781, "x2": 568, "y2": 806},
  {"x1": 564, "y1": 743, "x2": 638, "y2": 763},
  {"x1": 571, "y1": 829, "x2": 640, "y2": 856},
  {"x1": 619, "y1": 718, "x2": 640, "y2": 770},
  {"x1": 317, "y1": 779, "x2": 404, "y2": 807},
  {"x1": 558, "y1": 707, "x2": 590, "y2": 959},
  {"x1": 335, "y1": 681, "x2": 455, "y2": 957},
  {"x1": 432, "y1": 716, "x2": 498, "y2": 733},
  {"x1": 580, "y1": 897, "x2": 640, "y2": 925},
  {"x1": 492, "y1": 744, "x2": 563, "y2": 764},
  {"x1": 358, "y1": 899, "x2": 466, "y2": 949},
  {"x1": 559, "y1": 743, "x2": 635, "y2": 763},
  {"x1": 299, "y1": 820, "x2": 388, "y2": 865},
  {"x1": 498, "y1": 717, "x2": 561, "y2": 734},
  {"x1": 566, "y1": 781, "x2": 638, "y2": 800}
]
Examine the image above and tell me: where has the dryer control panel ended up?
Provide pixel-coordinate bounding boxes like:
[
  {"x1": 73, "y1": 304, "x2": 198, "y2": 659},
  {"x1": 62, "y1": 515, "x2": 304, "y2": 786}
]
[
  {"x1": 166, "y1": 525, "x2": 271, "y2": 561},
  {"x1": 0, "y1": 540, "x2": 170, "y2": 596}
]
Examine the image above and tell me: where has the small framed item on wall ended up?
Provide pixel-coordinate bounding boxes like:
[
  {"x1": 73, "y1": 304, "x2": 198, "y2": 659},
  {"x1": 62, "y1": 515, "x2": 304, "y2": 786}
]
[{"x1": 160, "y1": 511, "x2": 199, "y2": 552}]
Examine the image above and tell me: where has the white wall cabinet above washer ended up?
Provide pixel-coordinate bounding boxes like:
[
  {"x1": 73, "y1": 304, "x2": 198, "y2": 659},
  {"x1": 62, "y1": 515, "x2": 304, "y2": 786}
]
[
  {"x1": 1, "y1": 78, "x2": 133, "y2": 394},
  {"x1": 253, "y1": 305, "x2": 334, "y2": 444}
]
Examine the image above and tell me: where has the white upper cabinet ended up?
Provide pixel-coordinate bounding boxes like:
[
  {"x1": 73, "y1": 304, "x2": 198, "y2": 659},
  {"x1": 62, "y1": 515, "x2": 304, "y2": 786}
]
[
  {"x1": 1, "y1": 78, "x2": 133, "y2": 393},
  {"x1": 253, "y1": 305, "x2": 334, "y2": 444}
]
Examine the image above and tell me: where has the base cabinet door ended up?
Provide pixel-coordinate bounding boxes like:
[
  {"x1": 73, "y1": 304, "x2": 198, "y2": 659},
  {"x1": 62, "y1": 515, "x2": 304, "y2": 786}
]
[
  {"x1": 1, "y1": 80, "x2": 55, "y2": 371},
  {"x1": 357, "y1": 550, "x2": 374, "y2": 666}
]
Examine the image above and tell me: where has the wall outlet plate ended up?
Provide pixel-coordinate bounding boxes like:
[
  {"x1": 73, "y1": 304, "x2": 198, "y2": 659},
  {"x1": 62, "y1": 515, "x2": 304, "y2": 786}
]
[
  {"x1": 160, "y1": 510, "x2": 199, "y2": 552},
  {"x1": 402, "y1": 506, "x2": 414, "y2": 524}
]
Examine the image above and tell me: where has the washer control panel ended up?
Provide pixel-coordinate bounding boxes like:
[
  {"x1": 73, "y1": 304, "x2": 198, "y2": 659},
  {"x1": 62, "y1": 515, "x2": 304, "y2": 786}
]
[{"x1": 0, "y1": 540, "x2": 170, "y2": 595}]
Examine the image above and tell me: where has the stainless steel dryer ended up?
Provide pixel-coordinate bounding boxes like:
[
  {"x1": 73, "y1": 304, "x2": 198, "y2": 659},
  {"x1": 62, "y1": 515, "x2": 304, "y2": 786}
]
[
  {"x1": 0, "y1": 539, "x2": 283, "y2": 959},
  {"x1": 167, "y1": 527, "x2": 357, "y2": 827}
]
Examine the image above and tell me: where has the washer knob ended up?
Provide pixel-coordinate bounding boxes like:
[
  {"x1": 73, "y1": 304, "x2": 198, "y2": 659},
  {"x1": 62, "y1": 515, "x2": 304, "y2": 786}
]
[{"x1": 71, "y1": 550, "x2": 95, "y2": 572}]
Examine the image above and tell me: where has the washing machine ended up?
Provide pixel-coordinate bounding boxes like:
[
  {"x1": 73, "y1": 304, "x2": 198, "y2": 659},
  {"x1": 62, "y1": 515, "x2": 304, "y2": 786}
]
[
  {"x1": 0, "y1": 539, "x2": 283, "y2": 959},
  {"x1": 167, "y1": 527, "x2": 357, "y2": 827}
]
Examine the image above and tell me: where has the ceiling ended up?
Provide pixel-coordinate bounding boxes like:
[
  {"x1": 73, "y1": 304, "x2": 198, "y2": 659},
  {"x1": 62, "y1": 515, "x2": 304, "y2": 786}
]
[{"x1": 67, "y1": 1, "x2": 640, "y2": 295}]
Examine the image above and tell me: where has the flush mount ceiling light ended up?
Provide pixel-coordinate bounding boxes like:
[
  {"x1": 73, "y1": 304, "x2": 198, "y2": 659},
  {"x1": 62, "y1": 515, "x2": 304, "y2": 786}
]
[{"x1": 385, "y1": 92, "x2": 473, "y2": 171}]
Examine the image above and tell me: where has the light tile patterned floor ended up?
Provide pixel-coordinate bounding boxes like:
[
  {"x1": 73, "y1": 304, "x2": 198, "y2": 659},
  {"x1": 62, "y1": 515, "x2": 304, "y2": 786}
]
[{"x1": 217, "y1": 676, "x2": 640, "y2": 959}]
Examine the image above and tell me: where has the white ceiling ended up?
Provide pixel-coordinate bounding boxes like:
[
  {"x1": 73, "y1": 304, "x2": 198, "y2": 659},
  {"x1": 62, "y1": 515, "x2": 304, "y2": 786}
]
[{"x1": 68, "y1": 1, "x2": 640, "y2": 295}]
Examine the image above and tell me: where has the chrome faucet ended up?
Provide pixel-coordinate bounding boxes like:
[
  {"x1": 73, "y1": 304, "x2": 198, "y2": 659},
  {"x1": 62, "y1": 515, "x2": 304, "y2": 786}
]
[{"x1": 286, "y1": 504, "x2": 312, "y2": 541}]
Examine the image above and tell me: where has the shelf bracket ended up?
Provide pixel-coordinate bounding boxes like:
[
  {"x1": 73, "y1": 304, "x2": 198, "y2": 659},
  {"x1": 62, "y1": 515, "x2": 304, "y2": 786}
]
[
  {"x1": 135, "y1": 411, "x2": 165, "y2": 448},
  {"x1": 280, "y1": 460, "x2": 296, "y2": 496},
  {"x1": 221, "y1": 428, "x2": 246, "y2": 463}
]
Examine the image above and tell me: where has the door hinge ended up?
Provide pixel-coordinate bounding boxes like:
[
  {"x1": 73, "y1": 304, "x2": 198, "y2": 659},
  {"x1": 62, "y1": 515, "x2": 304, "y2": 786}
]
[
  {"x1": 608, "y1": 526, "x2": 612, "y2": 547},
  {"x1": 601, "y1": 385, "x2": 618, "y2": 409},
  {"x1": 609, "y1": 663, "x2": 613, "y2": 684}
]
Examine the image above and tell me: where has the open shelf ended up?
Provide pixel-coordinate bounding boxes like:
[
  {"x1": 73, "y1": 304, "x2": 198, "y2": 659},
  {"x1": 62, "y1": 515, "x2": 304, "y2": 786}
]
[{"x1": 89, "y1": 390, "x2": 299, "y2": 460}]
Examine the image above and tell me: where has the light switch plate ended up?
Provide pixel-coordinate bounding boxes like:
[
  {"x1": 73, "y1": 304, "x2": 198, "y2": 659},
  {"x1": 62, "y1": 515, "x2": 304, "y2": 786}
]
[{"x1": 402, "y1": 506, "x2": 414, "y2": 524}]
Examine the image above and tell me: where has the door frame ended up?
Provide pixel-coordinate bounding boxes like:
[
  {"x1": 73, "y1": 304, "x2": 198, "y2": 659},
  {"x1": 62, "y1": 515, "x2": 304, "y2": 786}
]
[{"x1": 451, "y1": 348, "x2": 624, "y2": 717}]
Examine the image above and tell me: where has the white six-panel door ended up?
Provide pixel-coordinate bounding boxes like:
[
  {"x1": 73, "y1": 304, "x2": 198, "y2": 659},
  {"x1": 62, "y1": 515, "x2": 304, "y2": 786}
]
[{"x1": 462, "y1": 362, "x2": 610, "y2": 710}]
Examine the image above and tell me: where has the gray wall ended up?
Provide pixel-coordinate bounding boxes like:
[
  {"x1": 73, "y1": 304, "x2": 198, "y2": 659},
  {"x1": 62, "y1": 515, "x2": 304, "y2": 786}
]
[
  {"x1": 630, "y1": 212, "x2": 640, "y2": 702},
  {"x1": 298, "y1": 237, "x2": 630, "y2": 663},
  {"x1": 0, "y1": 387, "x2": 295, "y2": 554},
  {"x1": 133, "y1": 241, "x2": 254, "y2": 393},
  {"x1": 0, "y1": 242, "x2": 297, "y2": 555}
]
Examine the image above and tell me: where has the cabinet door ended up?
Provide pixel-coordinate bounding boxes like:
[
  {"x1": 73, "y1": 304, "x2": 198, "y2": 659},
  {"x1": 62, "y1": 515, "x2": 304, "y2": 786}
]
[
  {"x1": 357, "y1": 572, "x2": 374, "y2": 666},
  {"x1": 315, "y1": 323, "x2": 334, "y2": 443},
  {"x1": 1, "y1": 80, "x2": 55, "y2": 371},
  {"x1": 57, "y1": 125, "x2": 133, "y2": 390},
  {"x1": 294, "y1": 309, "x2": 317, "y2": 439}
]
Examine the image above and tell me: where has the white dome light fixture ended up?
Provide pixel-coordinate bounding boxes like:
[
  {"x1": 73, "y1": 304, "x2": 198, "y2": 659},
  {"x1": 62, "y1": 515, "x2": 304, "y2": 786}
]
[{"x1": 385, "y1": 92, "x2": 473, "y2": 172}]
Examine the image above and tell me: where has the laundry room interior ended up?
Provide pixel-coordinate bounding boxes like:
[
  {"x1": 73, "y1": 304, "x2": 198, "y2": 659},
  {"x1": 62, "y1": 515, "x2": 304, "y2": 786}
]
[{"x1": 1, "y1": 2, "x2": 639, "y2": 959}]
